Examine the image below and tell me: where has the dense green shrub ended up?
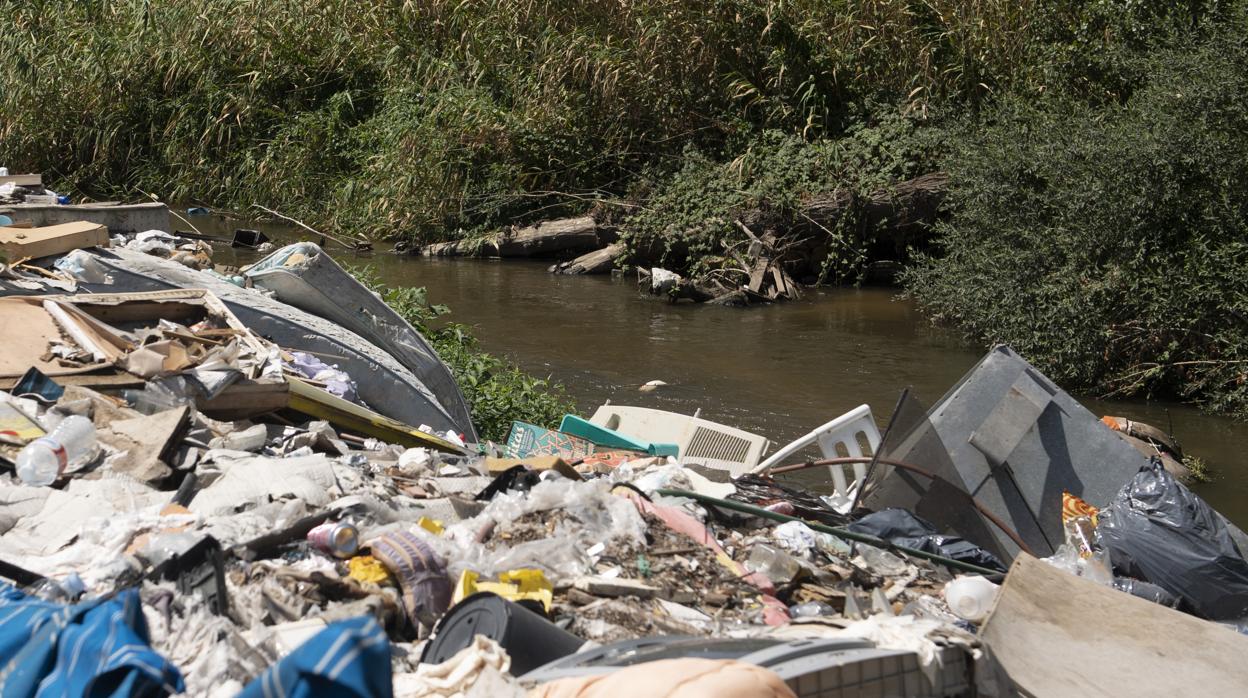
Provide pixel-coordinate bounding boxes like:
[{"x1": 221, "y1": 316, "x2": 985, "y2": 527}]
[
  {"x1": 906, "y1": 20, "x2": 1248, "y2": 415},
  {"x1": 620, "y1": 115, "x2": 942, "y2": 283}
]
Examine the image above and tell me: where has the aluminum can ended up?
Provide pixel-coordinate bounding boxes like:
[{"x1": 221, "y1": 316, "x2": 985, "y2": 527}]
[{"x1": 307, "y1": 521, "x2": 360, "y2": 558}]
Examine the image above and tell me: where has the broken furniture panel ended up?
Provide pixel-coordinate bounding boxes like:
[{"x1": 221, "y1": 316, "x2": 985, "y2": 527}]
[
  {"x1": 981, "y1": 554, "x2": 1248, "y2": 697},
  {"x1": 864, "y1": 346, "x2": 1154, "y2": 561}
]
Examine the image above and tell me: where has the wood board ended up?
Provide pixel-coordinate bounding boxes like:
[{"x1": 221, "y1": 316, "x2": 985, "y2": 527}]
[
  {"x1": 0, "y1": 221, "x2": 109, "y2": 260},
  {"x1": 980, "y1": 553, "x2": 1248, "y2": 697}
]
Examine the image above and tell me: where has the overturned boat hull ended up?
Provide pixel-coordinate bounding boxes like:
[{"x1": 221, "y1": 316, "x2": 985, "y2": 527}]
[
  {"x1": 74, "y1": 248, "x2": 476, "y2": 440},
  {"x1": 242, "y1": 242, "x2": 473, "y2": 434}
]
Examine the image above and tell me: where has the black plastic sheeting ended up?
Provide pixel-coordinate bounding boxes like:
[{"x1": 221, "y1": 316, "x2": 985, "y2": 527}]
[
  {"x1": 846, "y1": 508, "x2": 1007, "y2": 572},
  {"x1": 1111, "y1": 578, "x2": 1181, "y2": 609},
  {"x1": 729, "y1": 474, "x2": 849, "y2": 527},
  {"x1": 1098, "y1": 459, "x2": 1248, "y2": 622}
]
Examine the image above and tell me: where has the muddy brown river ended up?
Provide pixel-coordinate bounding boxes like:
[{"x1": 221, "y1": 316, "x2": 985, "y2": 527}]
[{"x1": 205, "y1": 221, "x2": 1248, "y2": 525}]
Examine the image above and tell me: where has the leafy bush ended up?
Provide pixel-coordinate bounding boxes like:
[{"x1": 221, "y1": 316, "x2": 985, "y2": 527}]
[
  {"x1": 905, "y1": 19, "x2": 1248, "y2": 416},
  {"x1": 621, "y1": 115, "x2": 941, "y2": 283},
  {"x1": 379, "y1": 286, "x2": 575, "y2": 443}
]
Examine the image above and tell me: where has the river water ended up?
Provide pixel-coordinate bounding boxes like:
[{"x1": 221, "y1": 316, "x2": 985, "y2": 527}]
[{"x1": 204, "y1": 222, "x2": 1248, "y2": 524}]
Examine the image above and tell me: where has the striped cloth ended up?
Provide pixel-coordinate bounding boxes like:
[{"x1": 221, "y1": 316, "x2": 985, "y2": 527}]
[
  {"x1": 237, "y1": 616, "x2": 392, "y2": 698},
  {"x1": 0, "y1": 582, "x2": 184, "y2": 698},
  {"x1": 368, "y1": 530, "x2": 451, "y2": 628}
]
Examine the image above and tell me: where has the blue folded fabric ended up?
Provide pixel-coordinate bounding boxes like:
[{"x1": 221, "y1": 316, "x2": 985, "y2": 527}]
[
  {"x1": 0, "y1": 583, "x2": 184, "y2": 698},
  {"x1": 237, "y1": 616, "x2": 392, "y2": 698}
]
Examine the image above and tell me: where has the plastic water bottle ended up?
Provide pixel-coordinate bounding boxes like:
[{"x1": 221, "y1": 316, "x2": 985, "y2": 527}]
[
  {"x1": 944, "y1": 575, "x2": 1000, "y2": 623},
  {"x1": 15, "y1": 415, "x2": 97, "y2": 486}
]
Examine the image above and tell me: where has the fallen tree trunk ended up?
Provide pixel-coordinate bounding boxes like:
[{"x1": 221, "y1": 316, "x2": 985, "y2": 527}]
[
  {"x1": 796, "y1": 171, "x2": 948, "y2": 237},
  {"x1": 424, "y1": 216, "x2": 606, "y2": 258},
  {"x1": 730, "y1": 171, "x2": 948, "y2": 264},
  {"x1": 549, "y1": 243, "x2": 623, "y2": 275}
]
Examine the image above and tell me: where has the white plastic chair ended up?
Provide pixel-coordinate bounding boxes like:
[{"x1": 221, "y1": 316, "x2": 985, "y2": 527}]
[{"x1": 751, "y1": 405, "x2": 882, "y2": 498}]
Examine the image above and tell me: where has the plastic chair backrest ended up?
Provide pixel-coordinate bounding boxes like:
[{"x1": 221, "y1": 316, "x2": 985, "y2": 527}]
[{"x1": 752, "y1": 405, "x2": 881, "y2": 496}]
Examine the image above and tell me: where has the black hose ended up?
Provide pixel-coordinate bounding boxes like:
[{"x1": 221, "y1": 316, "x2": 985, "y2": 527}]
[
  {"x1": 654, "y1": 488, "x2": 1000, "y2": 576},
  {"x1": 767, "y1": 457, "x2": 1036, "y2": 556}
]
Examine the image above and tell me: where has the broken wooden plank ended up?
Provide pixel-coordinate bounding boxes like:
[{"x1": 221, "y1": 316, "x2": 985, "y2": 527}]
[
  {"x1": 0, "y1": 372, "x2": 146, "y2": 392},
  {"x1": 767, "y1": 266, "x2": 801, "y2": 301},
  {"x1": 573, "y1": 576, "x2": 658, "y2": 599},
  {"x1": 780, "y1": 268, "x2": 800, "y2": 299},
  {"x1": 197, "y1": 380, "x2": 290, "y2": 421},
  {"x1": 0, "y1": 297, "x2": 112, "y2": 378},
  {"x1": 768, "y1": 266, "x2": 787, "y2": 299},
  {"x1": 0, "y1": 221, "x2": 109, "y2": 261},
  {"x1": 59, "y1": 385, "x2": 143, "y2": 424},
  {"x1": 747, "y1": 256, "x2": 770, "y2": 295}
]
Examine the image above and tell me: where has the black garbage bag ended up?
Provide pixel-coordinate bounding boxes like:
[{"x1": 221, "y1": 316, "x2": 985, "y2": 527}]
[
  {"x1": 1112, "y1": 578, "x2": 1182, "y2": 609},
  {"x1": 846, "y1": 508, "x2": 1007, "y2": 572},
  {"x1": 474, "y1": 465, "x2": 543, "y2": 501},
  {"x1": 1098, "y1": 459, "x2": 1248, "y2": 621}
]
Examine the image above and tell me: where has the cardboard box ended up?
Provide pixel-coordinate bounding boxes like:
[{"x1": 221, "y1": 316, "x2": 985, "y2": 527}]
[
  {"x1": 504, "y1": 421, "x2": 596, "y2": 460},
  {"x1": 0, "y1": 221, "x2": 109, "y2": 260}
]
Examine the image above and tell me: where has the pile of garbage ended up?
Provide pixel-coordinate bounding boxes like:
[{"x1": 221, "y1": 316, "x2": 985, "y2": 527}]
[
  {"x1": 3, "y1": 195, "x2": 1248, "y2": 697},
  {"x1": 0, "y1": 168, "x2": 65, "y2": 208}
]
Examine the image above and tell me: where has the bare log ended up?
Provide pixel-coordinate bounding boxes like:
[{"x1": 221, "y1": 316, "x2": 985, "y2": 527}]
[
  {"x1": 425, "y1": 216, "x2": 604, "y2": 258},
  {"x1": 799, "y1": 172, "x2": 948, "y2": 235},
  {"x1": 550, "y1": 243, "x2": 623, "y2": 275}
]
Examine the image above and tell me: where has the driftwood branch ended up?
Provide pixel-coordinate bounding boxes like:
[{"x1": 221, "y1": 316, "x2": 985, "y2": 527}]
[{"x1": 252, "y1": 204, "x2": 371, "y2": 251}]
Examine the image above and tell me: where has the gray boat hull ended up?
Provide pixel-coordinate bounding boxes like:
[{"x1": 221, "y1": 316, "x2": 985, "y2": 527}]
[
  {"x1": 243, "y1": 243, "x2": 474, "y2": 435},
  {"x1": 75, "y1": 248, "x2": 474, "y2": 439}
]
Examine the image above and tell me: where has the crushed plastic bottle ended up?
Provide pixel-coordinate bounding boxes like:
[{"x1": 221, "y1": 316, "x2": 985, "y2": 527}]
[
  {"x1": 745, "y1": 543, "x2": 803, "y2": 585},
  {"x1": 790, "y1": 601, "x2": 836, "y2": 617},
  {"x1": 15, "y1": 415, "x2": 97, "y2": 486},
  {"x1": 29, "y1": 573, "x2": 86, "y2": 603},
  {"x1": 855, "y1": 544, "x2": 909, "y2": 576},
  {"x1": 1064, "y1": 515, "x2": 1099, "y2": 558}
]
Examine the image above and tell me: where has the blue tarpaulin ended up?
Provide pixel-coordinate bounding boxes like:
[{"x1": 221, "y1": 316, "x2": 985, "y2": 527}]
[
  {"x1": 0, "y1": 583, "x2": 184, "y2": 698},
  {"x1": 237, "y1": 616, "x2": 392, "y2": 698}
]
